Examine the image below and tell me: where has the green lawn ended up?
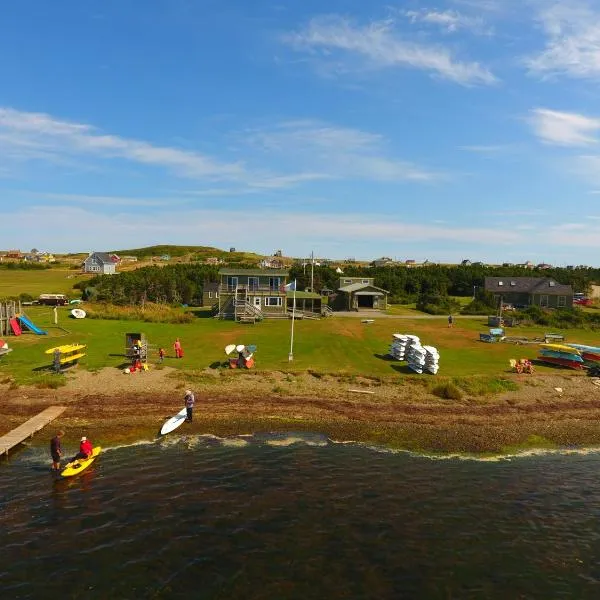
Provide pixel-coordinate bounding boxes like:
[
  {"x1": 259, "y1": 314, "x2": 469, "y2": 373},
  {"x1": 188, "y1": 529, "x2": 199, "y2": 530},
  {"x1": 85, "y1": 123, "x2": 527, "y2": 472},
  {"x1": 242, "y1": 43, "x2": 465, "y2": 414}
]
[
  {"x1": 0, "y1": 269, "x2": 91, "y2": 298},
  {"x1": 1, "y1": 305, "x2": 599, "y2": 385}
]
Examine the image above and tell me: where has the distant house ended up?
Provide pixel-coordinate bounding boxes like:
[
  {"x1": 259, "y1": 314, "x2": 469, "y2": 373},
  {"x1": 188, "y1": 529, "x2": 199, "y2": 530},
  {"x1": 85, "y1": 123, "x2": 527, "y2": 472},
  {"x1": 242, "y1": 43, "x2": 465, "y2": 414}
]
[
  {"x1": 518, "y1": 261, "x2": 535, "y2": 269},
  {"x1": 334, "y1": 277, "x2": 388, "y2": 311},
  {"x1": 83, "y1": 252, "x2": 117, "y2": 275},
  {"x1": 372, "y1": 257, "x2": 395, "y2": 267},
  {"x1": 109, "y1": 254, "x2": 121, "y2": 264},
  {"x1": 405, "y1": 259, "x2": 416, "y2": 267},
  {"x1": 216, "y1": 268, "x2": 290, "y2": 322},
  {"x1": 461, "y1": 259, "x2": 472, "y2": 266},
  {"x1": 6, "y1": 250, "x2": 22, "y2": 259},
  {"x1": 121, "y1": 255, "x2": 138, "y2": 263},
  {"x1": 202, "y1": 282, "x2": 219, "y2": 307},
  {"x1": 259, "y1": 258, "x2": 285, "y2": 269},
  {"x1": 484, "y1": 277, "x2": 573, "y2": 309},
  {"x1": 537, "y1": 263, "x2": 552, "y2": 270}
]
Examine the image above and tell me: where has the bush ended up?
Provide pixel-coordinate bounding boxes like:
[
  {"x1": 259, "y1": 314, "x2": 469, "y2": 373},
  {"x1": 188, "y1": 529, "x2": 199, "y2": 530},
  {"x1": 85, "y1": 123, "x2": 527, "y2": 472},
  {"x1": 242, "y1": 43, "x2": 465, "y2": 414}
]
[
  {"x1": 85, "y1": 302, "x2": 194, "y2": 323},
  {"x1": 432, "y1": 382, "x2": 463, "y2": 400}
]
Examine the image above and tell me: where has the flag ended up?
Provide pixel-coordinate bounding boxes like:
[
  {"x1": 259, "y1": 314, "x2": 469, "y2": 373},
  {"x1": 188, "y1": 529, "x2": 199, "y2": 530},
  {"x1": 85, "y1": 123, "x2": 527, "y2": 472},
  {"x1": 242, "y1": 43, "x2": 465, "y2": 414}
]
[{"x1": 282, "y1": 280, "x2": 296, "y2": 292}]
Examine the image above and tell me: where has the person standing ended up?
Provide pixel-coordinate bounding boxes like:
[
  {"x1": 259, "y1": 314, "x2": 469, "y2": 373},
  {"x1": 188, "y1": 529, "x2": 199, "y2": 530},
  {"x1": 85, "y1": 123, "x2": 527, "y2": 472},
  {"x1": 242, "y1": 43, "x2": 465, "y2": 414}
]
[
  {"x1": 184, "y1": 389, "x2": 195, "y2": 422},
  {"x1": 448, "y1": 314, "x2": 454, "y2": 328},
  {"x1": 158, "y1": 347, "x2": 165, "y2": 363},
  {"x1": 173, "y1": 338, "x2": 183, "y2": 359},
  {"x1": 50, "y1": 430, "x2": 64, "y2": 472}
]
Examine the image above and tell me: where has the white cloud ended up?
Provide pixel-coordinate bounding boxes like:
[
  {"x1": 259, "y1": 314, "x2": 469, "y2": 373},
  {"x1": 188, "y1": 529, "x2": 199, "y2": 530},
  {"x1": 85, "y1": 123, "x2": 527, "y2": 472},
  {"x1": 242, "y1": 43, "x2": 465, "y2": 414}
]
[
  {"x1": 529, "y1": 108, "x2": 600, "y2": 146},
  {"x1": 403, "y1": 9, "x2": 491, "y2": 35},
  {"x1": 527, "y1": 2, "x2": 600, "y2": 79},
  {"x1": 282, "y1": 15, "x2": 497, "y2": 86},
  {"x1": 0, "y1": 107, "x2": 327, "y2": 189},
  {"x1": 0, "y1": 205, "x2": 521, "y2": 253},
  {"x1": 244, "y1": 120, "x2": 441, "y2": 182}
]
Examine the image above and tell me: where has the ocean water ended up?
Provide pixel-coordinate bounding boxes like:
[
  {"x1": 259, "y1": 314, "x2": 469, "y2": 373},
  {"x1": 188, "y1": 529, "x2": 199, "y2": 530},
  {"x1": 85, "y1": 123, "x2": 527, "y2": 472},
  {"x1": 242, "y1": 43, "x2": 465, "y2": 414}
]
[{"x1": 2, "y1": 433, "x2": 600, "y2": 599}]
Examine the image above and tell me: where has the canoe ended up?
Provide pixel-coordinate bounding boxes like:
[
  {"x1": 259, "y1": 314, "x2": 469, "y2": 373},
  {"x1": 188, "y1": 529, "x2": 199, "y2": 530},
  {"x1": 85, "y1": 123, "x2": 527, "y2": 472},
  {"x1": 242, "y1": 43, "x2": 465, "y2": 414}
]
[
  {"x1": 536, "y1": 356, "x2": 584, "y2": 370},
  {"x1": 539, "y1": 343, "x2": 581, "y2": 355},
  {"x1": 567, "y1": 343, "x2": 600, "y2": 354},
  {"x1": 45, "y1": 344, "x2": 86, "y2": 355},
  {"x1": 582, "y1": 352, "x2": 600, "y2": 362},
  {"x1": 61, "y1": 447, "x2": 101, "y2": 477},
  {"x1": 539, "y1": 349, "x2": 584, "y2": 363}
]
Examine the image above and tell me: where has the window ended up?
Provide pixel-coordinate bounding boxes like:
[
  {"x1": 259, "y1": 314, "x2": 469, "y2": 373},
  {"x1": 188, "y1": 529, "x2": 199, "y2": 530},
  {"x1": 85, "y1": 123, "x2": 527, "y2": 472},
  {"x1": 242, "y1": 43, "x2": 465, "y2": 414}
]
[
  {"x1": 558, "y1": 296, "x2": 566, "y2": 307},
  {"x1": 549, "y1": 281, "x2": 556, "y2": 287},
  {"x1": 344, "y1": 279, "x2": 352, "y2": 284},
  {"x1": 265, "y1": 297, "x2": 282, "y2": 307},
  {"x1": 510, "y1": 281, "x2": 516, "y2": 286},
  {"x1": 362, "y1": 279, "x2": 369, "y2": 284},
  {"x1": 269, "y1": 277, "x2": 280, "y2": 290},
  {"x1": 248, "y1": 277, "x2": 259, "y2": 290},
  {"x1": 208, "y1": 292, "x2": 213, "y2": 299},
  {"x1": 498, "y1": 281, "x2": 503, "y2": 286},
  {"x1": 540, "y1": 295, "x2": 549, "y2": 307}
]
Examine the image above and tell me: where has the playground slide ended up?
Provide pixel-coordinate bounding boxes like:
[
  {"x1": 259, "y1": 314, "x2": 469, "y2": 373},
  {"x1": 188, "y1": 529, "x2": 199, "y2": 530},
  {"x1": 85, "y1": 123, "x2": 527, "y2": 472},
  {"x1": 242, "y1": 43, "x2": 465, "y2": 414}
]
[
  {"x1": 17, "y1": 314, "x2": 47, "y2": 335},
  {"x1": 9, "y1": 318, "x2": 22, "y2": 336}
]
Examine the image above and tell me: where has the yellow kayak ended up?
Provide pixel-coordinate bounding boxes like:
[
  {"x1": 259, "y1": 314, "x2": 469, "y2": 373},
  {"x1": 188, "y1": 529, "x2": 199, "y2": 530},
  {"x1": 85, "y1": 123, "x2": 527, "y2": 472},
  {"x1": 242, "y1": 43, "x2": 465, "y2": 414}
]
[
  {"x1": 540, "y1": 343, "x2": 581, "y2": 355},
  {"x1": 45, "y1": 343, "x2": 86, "y2": 355},
  {"x1": 61, "y1": 447, "x2": 101, "y2": 477}
]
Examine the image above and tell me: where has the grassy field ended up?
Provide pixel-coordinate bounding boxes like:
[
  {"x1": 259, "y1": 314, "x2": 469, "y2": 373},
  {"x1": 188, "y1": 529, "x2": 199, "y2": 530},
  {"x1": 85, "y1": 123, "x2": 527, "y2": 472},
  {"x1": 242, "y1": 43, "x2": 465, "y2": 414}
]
[
  {"x1": 0, "y1": 269, "x2": 91, "y2": 298},
  {"x1": 1, "y1": 304, "x2": 599, "y2": 386}
]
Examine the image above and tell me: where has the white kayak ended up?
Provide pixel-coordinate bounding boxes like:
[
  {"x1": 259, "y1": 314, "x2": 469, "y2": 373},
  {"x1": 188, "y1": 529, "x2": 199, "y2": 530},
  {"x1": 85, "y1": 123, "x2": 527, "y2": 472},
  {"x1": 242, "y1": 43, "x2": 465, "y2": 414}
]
[{"x1": 160, "y1": 407, "x2": 188, "y2": 435}]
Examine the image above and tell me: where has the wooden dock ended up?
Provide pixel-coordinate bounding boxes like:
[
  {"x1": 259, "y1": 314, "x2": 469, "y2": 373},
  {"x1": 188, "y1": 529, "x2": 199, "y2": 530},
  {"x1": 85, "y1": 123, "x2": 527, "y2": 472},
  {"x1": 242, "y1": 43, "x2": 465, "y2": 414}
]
[{"x1": 0, "y1": 406, "x2": 67, "y2": 456}]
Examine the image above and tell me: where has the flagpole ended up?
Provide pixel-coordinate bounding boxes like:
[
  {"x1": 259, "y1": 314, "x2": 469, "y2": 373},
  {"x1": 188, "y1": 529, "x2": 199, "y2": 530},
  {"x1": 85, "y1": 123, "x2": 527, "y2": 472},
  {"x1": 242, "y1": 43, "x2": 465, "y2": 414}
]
[{"x1": 288, "y1": 279, "x2": 296, "y2": 361}]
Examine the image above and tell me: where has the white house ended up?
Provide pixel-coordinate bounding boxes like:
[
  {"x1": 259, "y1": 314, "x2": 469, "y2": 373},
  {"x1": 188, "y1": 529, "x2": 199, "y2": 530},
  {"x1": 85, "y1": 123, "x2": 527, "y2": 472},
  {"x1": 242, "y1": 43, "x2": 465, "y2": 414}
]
[{"x1": 83, "y1": 252, "x2": 117, "y2": 274}]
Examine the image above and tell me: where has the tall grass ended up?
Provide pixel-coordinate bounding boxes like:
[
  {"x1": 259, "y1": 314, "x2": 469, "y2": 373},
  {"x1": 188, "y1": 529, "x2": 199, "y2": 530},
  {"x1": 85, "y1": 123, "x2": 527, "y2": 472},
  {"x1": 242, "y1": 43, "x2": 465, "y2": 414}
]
[{"x1": 85, "y1": 302, "x2": 194, "y2": 323}]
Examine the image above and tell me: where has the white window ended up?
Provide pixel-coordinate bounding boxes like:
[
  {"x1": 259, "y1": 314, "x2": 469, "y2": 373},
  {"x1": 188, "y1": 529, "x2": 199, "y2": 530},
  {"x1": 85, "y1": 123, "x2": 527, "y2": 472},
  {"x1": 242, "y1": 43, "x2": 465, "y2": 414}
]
[
  {"x1": 265, "y1": 297, "x2": 282, "y2": 307},
  {"x1": 208, "y1": 292, "x2": 213, "y2": 299},
  {"x1": 558, "y1": 296, "x2": 566, "y2": 307},
  {"x1": 540, "y1": 295, "x2": 549, "y2": 307},
  {"x1": 498, "y1": 281, "x2": 503, "y2": 286}
]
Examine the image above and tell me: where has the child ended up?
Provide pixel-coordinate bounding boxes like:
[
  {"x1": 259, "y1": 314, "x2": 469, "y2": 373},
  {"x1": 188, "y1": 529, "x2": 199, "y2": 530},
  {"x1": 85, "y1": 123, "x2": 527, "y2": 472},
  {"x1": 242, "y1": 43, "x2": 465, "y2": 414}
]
[{"x1": 158, "y1": 347, "x2": 165, "y2": 363}]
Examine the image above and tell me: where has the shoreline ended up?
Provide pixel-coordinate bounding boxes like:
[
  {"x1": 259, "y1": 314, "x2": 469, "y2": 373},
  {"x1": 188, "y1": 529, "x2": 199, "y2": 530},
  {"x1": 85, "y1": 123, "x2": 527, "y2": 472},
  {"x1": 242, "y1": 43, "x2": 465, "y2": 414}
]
[{"x1": 2, "y1": 366, "x2": 600, "y2": 456}]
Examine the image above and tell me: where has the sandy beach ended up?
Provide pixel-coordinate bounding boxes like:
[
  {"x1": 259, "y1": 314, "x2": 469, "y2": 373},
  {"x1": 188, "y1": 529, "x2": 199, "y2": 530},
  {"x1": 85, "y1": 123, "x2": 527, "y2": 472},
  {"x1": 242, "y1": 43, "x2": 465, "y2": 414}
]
[{"x1": 2, "y1": 366, "x2": 600, "y2": 454}]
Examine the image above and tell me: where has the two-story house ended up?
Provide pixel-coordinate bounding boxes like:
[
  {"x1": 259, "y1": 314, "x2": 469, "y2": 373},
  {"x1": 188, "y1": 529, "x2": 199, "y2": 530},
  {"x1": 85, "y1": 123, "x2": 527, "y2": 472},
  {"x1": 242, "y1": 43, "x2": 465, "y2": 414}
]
[
  {"x1": 82, "y1": 252, "x2": 117, "y2": 275},
  {"x1": 484, "y1": 277, "x2": 573, "y2": 309},
  {"x1": 217, "y1": 268, "x2": 290, "y2": 322},
  {"x1": 334, "y1": 277, "x2": 389, "y2": 311}
]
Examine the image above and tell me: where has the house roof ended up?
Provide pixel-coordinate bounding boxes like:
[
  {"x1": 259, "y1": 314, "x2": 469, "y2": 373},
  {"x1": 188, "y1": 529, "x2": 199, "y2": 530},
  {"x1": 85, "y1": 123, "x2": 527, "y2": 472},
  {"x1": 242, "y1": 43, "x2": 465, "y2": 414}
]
[
  {"x1": 484, "y1": 277, "x2": 572, "y2": 295},
  {"x1": 218, "y1": 268, "x2": 289, "y2": 276},
  {"x1": 86, "y1": 252, "x2": 113, "y2": 265},
  {"x1": 203, "y1": 282, "x2": 219, "y2": 292},
  {"x1": 338, "y1": 282, "x2": 389, "y2": 293}
]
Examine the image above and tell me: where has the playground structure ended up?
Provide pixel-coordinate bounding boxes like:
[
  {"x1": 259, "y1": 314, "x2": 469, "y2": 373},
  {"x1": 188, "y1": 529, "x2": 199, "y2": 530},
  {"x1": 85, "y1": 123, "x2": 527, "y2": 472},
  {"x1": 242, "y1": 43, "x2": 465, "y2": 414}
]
[
  {"x1": 125, "y1": 332, "x2": 149, "y2": 372},
  {"x1": 46, "y1": 344, "x2": 87, "y2": 373},
  {"x1": 0, "y1": 301, "x2": 47, "y2": 336}
]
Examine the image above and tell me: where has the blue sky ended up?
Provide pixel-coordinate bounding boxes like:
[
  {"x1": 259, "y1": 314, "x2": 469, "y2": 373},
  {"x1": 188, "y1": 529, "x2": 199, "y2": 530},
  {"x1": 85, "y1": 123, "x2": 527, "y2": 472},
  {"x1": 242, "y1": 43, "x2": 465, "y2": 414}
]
[{"x1": 1, "y1": 0, "x2": 600, "y2": 264}]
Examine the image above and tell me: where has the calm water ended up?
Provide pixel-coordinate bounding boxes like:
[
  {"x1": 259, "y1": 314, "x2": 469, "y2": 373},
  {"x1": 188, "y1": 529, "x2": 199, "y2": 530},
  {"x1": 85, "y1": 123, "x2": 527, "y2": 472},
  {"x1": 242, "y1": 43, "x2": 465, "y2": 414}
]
[{"x1": 2, "y1": 433, "x2": 600, "y2": 599}]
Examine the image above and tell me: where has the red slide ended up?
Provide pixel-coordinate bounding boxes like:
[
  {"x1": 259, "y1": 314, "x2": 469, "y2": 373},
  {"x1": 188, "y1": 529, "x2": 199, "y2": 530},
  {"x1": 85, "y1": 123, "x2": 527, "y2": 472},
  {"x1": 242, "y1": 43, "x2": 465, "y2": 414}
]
[{"x1": 9, "y1": 318, "x2": 22, "y2": 336}]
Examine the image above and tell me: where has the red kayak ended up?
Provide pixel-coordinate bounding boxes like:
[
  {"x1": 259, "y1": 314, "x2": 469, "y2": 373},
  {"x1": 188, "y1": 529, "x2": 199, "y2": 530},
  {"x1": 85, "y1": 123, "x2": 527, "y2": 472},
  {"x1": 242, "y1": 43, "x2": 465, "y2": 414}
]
[
  {"x1": 536, "y1": 356, "x2": 584, "y2": 370},
  {"x1": 582, "y1": 352, "x2": 600, "y2": 362}
]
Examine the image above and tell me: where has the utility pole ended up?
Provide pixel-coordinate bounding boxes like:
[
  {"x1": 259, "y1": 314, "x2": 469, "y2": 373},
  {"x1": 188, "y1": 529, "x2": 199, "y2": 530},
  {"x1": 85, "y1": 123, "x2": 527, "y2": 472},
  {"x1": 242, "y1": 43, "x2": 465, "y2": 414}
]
[{"x1": 310, "y1": 251, "x2": 314, "y2": 292}]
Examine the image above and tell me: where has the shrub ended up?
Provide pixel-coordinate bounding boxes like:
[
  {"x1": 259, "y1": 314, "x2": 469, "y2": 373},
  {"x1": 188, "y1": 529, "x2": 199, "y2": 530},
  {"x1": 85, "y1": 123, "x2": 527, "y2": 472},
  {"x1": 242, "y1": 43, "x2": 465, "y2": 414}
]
[
  {"x1": 85, "y1": 302, "x2": 194, "y2": 323},
  {"x1": 432, "y1": 382, "x2": 463, "y2": 400}
]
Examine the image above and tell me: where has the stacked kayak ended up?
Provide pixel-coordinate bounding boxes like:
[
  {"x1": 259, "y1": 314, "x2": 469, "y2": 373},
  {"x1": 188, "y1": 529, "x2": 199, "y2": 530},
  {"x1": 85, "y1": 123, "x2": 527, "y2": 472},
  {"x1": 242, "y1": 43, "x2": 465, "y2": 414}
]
[
  {"x1": 566, "y1": 343, "x2": 600, "y2": 362},
  {"x1": 537, "y1": 344, "x2": 584, "y2": 370}
]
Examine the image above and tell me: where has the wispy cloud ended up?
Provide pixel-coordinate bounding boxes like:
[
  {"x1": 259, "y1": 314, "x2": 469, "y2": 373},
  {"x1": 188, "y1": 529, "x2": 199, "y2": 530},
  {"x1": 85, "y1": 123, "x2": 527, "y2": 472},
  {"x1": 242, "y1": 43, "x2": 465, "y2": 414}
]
[
  {"x1": 459, "y1": 144, "x2": 517, "y2": 154},
  {"x1": 244, "y1": 120, "x2": 442, "y2": 182},
  {"x1": 529, "y1": 108, "x2": 600, "y2": 146},
  {"x1": 403, "y1": 9, "x2": 492, "y2": 35},
  {"x1": 0, "y1": 107, "x2": 325, "y2": 190},
  {"x1": 527, "y1": 1, "x2": 600, "y2": 79},
  {"x1": 281, "y1": 15, "x2": 497, "y2": 86},
  {"x1": 11, "y1": 190, "x2": 187, "y2": 207}
]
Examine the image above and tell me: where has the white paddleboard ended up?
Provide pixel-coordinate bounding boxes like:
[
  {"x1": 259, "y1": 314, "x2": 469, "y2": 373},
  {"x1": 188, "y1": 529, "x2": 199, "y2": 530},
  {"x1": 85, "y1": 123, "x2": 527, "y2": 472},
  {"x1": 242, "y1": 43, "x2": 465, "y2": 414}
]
[{"x1": 160, "y1": 407, "x2": 188, "y2": 435}]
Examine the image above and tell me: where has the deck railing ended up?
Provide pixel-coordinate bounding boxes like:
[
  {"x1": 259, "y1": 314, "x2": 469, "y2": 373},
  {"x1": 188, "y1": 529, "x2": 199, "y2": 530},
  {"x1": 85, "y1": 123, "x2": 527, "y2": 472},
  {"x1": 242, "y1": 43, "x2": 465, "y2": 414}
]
[{"x1": 219, "y1": 284, "x2": 285, "y2": 294}]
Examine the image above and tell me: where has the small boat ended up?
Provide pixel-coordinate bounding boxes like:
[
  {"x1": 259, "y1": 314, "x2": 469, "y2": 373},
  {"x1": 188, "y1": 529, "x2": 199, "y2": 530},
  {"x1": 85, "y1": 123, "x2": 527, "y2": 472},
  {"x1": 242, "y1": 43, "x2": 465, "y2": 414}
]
[
  {"x1": 539, "y1": 349, "x2": 584, "y2": 363},
  {"x1": 540, "y1": 343, "x2": 581, "y2": 355},
  {"x1": 582, "y1": 351, "x2": 600, "y2": 362},
  {"x1": 70, "y1": 308, "x2": 86, "y2": 319},
  {"x1": 536, "y1": 356, "x2": 584, "y2": 370},
  {"x1": 567, "y1": 343, "x2": 600, "y2": 354},
  {"x1": 61, "y1": 447, "x2": 101, "y2": 477}
]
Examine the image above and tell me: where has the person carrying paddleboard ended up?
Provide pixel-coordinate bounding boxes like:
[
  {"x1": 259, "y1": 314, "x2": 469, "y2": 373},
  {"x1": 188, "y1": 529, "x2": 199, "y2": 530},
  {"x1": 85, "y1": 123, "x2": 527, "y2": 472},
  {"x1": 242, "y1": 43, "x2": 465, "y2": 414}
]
[
  {"x1": 184, "y1": 389, "x2": 195, "y2": 422},
  {"x1": 50, "y1": 430, "x2": 65, "y2": 472}
]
